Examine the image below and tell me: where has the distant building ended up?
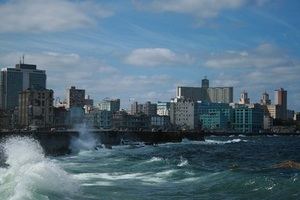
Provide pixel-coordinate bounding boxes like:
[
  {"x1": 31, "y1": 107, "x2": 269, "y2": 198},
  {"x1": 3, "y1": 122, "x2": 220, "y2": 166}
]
[
  {"x1": 112, "y1": 111, "x2": 150, "y2": 131},
  {"x1": 287, "y1": 110, "x2": 295, "y2": 120},
  {"x1": 0, "y1": 63, "x2": 46, "y2": 110},
  {"x1": 176, "y1": 77, "x2": 233, "y2": 103},
  {"x1": 84, "y1": 95, "x2": 94, "y2": 114},
  {"x1": 157, "y1": 102, "x2": 171, "y2": 116},
  {"x1": 265, "y1": 104, "x2": 281, "y2": 119},
  {"x1": 151, "y1": 115, "x2": 171, "y2": 129},
  {"x1": 232, "y1": 104, "x2": 264, "y2": 133},
  {"x1": 239, "y1": 90, "x2": 250, "y2": 105},
  {"x1": 197, "y1": 102, "x2": 233, "y2": 131},
  {"x1": 18, "y1": 88, "x2": 54, "y2": 128},
  {"x1": 263, "y1": 116, "x2": 273, "y2": 130},
  {"x1": 294, "y1": 112, "x2": 300, "y2": 121},
  {"x1": 98, "y1": 98, "x2": 120, "y2": 113},
  {"x1": 260, "y1": 91, "x2": 271, "y2": 105},
  {"x1": 85, "y1": 109, "x2": 112, "y2": 129},
  {"x1": 170, "y1": 98, "x2": 199, "y2": 130},
  {"x1": 66, "y1": 86, "x2": 85, "y2": 109},
  {"x1": 53, "y1": 107, "x2": 69, "y2": 128},
  {"x1": 130, "y1": 101, "x2": 157, "y2": 116},
  {"x1": 68, "y1": 107, "x2": 85, "y2": 126},
  {"x1": 274, "y1": 88, "x2": 287, "y2": 120}
]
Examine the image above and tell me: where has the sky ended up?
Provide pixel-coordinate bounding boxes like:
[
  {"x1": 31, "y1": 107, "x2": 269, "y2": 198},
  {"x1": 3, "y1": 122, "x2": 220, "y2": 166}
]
[{"x1": 0, "y1": 0, "x2": 299, "y2": 111}]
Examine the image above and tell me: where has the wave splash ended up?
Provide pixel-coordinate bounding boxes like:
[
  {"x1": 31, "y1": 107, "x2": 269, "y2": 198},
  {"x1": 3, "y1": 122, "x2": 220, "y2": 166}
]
[{"x1": 0, "y1": 137, "x2": 78, "y2": 200}]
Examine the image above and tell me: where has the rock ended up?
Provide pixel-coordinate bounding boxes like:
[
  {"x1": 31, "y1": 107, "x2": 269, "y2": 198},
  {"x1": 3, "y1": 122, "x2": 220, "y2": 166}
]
[{"x1": 272, "y1": 160, "x2": 300, "y2": 169}]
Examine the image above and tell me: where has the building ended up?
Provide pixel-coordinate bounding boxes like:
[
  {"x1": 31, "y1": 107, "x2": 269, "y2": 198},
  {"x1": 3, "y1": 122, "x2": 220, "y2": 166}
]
[
  {"x1": 239, "y1": 91, "x2": 250, "y2": 105},
  {"x1": 294, "y1": 112, "x2": 300, "y2": 121},
  {"x1": 263, "y1": 116, "x2": 273, "y2": 130},
  {"x1": 97, "y1": 98, "x2": 120, "y2": 113},
  {"x1": 66, "y1": 86, "x2": 85, "y2": 109},
  {"x1": 265, "y1": 104, "x2": 280, "y2": 119},
  {"x1": 18, "y1": 88, "x2": 54, "y2": 128},
  {"x1": 0, "y1": 63, "x2": 46, "y2": 110},
  {"x1": 53, "y1": 107, "x2": 69, "y2": 128},
  {"x1": 84, "y1": 95, "x2": 94, "y2": 114},
  {"x1": 85, "y1": 109, "x2": 112, "y2": 129},
  {"x1": 176, "y1": 77, "x2": 233, "y2": 103},
  {"x1": 68, "y1": 106, "x2": 85, "y2": 126},
  {"x1": 130, "y1": 101, "x2": 157, "y2": 116},
  {"x1": 260, "y1": 91, "x2": 271, "y2": 105},
  {"x1": 274, "y1": 88, "x2": 287, "y2": 120},
  {"x1": 197, "y1": 102, "x2": 233, "y2": 131},
  {"x1": 151, "y1": 115, "x2": 171, "y2": 129},
  {"x1": 176, "y1": 86, "x2": 203, "y2": 101},
  {"x1": 157, "y1": 102, "x2": 171, "y2": 116},
  {"x1": 287, "y1": 110, "x2": 295, "y2": 120},
  {"x1": 170, "y1": 98, "x2": 199, "y2": 130},
  {"x1": 232, "y1": 104, "x2": 264, "y2": 133},
  {"x1": 207, "y1": 87, "x2": 233, "y2": 103},
  {"x1": 112, "y1": 111, "x2": 150, "y2": 131}
]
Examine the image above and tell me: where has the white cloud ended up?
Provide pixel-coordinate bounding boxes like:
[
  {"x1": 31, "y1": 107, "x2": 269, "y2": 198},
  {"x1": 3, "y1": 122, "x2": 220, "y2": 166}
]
[
  {"x1": 125, "y1": 48, "x2": 194, "y2": 67},
  {"x1": 133, "y1": 0, "x2": 269, "y2": 21},
  {"x1": 0, "y1": 0, "x2": 113, "y2": 33},
  {"x1": 204, "y1": 43, "x2": 292, "y2": 69}
]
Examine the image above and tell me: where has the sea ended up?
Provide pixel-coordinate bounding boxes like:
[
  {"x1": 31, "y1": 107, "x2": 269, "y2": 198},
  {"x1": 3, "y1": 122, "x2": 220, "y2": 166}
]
[{"x1": 0, "y1": 134, "x2": 300, "y2": 200}]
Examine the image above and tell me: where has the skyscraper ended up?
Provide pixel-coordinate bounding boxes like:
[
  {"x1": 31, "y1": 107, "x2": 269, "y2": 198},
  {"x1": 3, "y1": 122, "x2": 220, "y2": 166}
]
[
  {"x1": 66, "y1": 86, "x2": 85, "y2": 109},
  {"x1": 274, "y1": 88, "x2": 287, "y2": 120},
  {"x1": 0, "y1": 63, "x2": 46, "y2": 110}
]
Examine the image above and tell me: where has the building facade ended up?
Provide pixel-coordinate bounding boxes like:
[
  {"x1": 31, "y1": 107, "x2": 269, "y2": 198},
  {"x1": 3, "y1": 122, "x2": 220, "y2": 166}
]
[
  {"x1": 157, "y1": 102, "x2": 171, "y2": 116},
  {"x1": 130, "y1": 101, "x2": 157, "y2": 116},
  {"x1": 274, "y1": 88, "x2": 287, "y2": 120},
  {"x1": 0, "y1": 63, "x2": 46, "y2": 110},
  {"x1": 232, "y1": 104, "x2": 264, "y2": 133},
  {"x1": 97, "y1": 98, "x2": 120, "y2": 113},
  {"x1": 66, "y1": 86, "x2": 85, "y2": 109},
  {"x1": 197, "y1": 102, "x2": 233, "y2": 131},
  {"x1": 18, "y1": 88, "x2": 54, "y2": 128},
  {"x1": 170, "y1": 98, "x2": 198, "y2": 130},
  {"x1": 176, "y1": 78, "x2": 233, "y2": 103}
]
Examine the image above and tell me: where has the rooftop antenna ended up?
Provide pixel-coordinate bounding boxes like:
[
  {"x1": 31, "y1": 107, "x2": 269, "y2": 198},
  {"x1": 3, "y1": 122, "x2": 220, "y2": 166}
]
[{"x1": 22, "y1": 54, "x2": 25, "y2": 64}]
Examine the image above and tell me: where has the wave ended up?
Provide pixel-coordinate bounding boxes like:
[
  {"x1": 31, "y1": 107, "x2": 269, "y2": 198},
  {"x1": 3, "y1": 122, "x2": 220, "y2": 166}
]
[
  {"x1": 145, "y1": 156, "x2": 164, "y2": 163},
  {"x1": 204, "y1": 138, "x2": 248, "y2": 145},
  {"x1": 177, "y1": 156, "x2": 189, "y2": 167},
  {"x1": 0, "y1": 137, "x2": 78, "y2": 200}
]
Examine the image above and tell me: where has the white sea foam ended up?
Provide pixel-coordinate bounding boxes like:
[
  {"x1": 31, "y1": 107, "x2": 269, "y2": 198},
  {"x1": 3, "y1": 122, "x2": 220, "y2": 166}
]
[
  {"x1": 146, "y1": 156, "x2": 164, "y2": 163},
  {"x1": 0, "y1": 137, "x2": 78, "y2": 200},
  {"x1": 204, "y1": 138, "x2": 247, "y2": 145},
  {"x1": 177, "y1": 156, "x2": 189, "y2": 167}
]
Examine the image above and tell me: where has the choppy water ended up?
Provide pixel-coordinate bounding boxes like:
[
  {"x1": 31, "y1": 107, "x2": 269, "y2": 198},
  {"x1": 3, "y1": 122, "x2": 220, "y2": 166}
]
[{"x1": 1, "y1": 135, "x2": 300, "y2": 200}]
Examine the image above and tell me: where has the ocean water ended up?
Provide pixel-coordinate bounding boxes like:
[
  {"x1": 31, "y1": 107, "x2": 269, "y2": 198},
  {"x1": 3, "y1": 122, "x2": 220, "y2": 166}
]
[{"x1": 1, "y1": 135, "x2": 300, "y2": 200}]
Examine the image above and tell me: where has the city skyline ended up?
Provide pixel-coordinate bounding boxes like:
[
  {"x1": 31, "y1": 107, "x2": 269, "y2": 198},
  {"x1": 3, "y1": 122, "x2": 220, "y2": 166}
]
[{"x1": 0, "y1": 0, "x2": 299, "y2": 110}]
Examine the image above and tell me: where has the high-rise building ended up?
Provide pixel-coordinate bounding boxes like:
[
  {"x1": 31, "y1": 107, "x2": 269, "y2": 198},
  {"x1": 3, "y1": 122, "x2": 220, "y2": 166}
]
[
  {"x1": 274, "y1": 88, "x2": 287, "y2": 120},
  {"x1": 260, "y1": 91, "x2": 271, "y2": 105},
  {"x1": 0, "y1": 63, "x2": 46, "y2": 110},
  {"x1": 176, "y1": 77, "x2": 233, "y2": 103},
  {"x1": 97, "y1": 98, "x2": 120, "y2": 113},
  {"x1": 239, "y1": 91, "x2": 250, "y2": 105},
  {"x1": 170, "y1": 98, "x2": 199, "y2": 130},
  {"x1": 66, "y1": 86, "x2": 85, "y2": 109},
  {"x1": 18, "y1": 88, "x2": 54, "y2": 128}
]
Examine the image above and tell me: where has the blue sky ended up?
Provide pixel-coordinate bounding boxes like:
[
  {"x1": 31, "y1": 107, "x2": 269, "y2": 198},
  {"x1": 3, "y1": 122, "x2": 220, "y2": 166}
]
[{"x1": 0, "y1": 0, "x2": 299, "y2": 111}]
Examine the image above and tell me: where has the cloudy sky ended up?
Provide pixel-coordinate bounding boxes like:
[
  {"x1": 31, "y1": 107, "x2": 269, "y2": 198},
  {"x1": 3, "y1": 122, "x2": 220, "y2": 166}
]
[{"x1": 0, "y1": 0, "x2": 299, "y2": 110}]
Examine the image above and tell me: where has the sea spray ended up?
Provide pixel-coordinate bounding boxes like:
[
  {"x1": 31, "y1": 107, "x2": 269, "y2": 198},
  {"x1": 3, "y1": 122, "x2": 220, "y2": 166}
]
[
  {"x1": 0, "y1": 137, "x2": 78, "y2": 200},
  {"x1": 71, "y1": 124, "x2": 97, "y2": 152}
]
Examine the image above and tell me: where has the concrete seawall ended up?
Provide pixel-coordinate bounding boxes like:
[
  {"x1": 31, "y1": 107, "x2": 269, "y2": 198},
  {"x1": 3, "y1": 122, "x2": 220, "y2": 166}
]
[{"x1": 0, "y1": 130, "x2": 205, "y2": 156}]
